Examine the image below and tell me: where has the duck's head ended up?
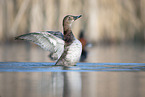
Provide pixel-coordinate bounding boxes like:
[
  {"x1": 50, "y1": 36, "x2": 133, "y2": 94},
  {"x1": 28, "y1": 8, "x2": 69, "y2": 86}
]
[{"x1": 63, "y1": 15, "x2": 82, "y2": 29}]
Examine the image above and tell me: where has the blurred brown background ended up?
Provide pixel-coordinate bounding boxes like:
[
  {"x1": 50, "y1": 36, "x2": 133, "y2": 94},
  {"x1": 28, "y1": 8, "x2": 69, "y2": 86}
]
[
  {"x1": 0, "y1": 0, "x2": 145, "y2": 62},
  {"x1": 0, "y1": 1, "x2": 145, "y2": 97}
]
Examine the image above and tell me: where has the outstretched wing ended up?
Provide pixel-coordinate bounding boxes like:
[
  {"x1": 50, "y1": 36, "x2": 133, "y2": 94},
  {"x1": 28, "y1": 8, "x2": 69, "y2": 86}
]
[{"x1": 15, "y1": 31, "x2": 64, "y2": 59}]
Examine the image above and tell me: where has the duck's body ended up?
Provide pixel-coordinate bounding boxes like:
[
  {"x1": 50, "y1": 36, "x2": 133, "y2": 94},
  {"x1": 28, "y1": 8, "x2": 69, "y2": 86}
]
[
  {"x1": 56, "y1": 38, "x2": 82, "y2": 65},
  {"x1": 15, "y1": 15, "x2": 82, "y2": 66}
]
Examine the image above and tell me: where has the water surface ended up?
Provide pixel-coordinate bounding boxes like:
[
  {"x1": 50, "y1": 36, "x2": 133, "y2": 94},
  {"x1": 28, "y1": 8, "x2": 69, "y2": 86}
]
[
  {"x1": 0, "y1": 62, "x2": 145, "y2": 72},
  {"x1": 0, "y1": 43, "x2": 145, "y2": 97},
  {"x1": 0, "y1": 62, "x2": 145, "y2": 97}
]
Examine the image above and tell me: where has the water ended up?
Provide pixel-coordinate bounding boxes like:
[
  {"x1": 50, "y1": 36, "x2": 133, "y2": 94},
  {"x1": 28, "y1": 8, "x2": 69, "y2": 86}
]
[
  {"x1": 0, "y1": 62, "x2": 145, "y2": 72},
  {"x1": 0, "y1": 42, "x2": 145, "y2": 63},
  {"x1": 0, "y1": 62, "x2": 145, "y2": 97},
  {"x1": 0, "y1": 42, "x2": 145, "y2": 97},
  {"x1": 1, "y1": 72, "x2": 145, "y2": 97}
]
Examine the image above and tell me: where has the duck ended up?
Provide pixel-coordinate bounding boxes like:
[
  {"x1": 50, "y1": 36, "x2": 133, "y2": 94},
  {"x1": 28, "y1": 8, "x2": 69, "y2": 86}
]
[
  {"x1": 79, "y1": 30, "x2": 88, "y2": 62},
  {"x1": 15, "y1": 15, "x2": 82, "y2": 66}
]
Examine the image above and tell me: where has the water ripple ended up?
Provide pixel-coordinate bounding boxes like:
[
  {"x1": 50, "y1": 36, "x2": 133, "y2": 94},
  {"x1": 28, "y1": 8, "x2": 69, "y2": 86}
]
[{"x1": 0, "y1": 62, "x2": 145, "y2": 72}]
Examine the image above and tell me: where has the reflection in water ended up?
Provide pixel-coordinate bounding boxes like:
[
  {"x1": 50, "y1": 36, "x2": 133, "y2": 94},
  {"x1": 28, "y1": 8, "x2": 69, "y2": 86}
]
[
  {"x1": 0, "y1": 72, "x2": 82, "y2": 97},
  {"x1": 63, "y1": 72, "x2": 81, "y2": 97},
  {"x1": 0, "y1": 72, "x2": 145, "y2": 97},
  {"x1": 0, "y1": 42, "x2": 145, "y2": 97}
]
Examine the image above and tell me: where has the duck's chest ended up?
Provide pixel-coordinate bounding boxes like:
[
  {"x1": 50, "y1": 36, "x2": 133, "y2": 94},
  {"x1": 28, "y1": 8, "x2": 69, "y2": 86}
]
[{"x1": 65, "y1": 39, "x2": 82, "y2": 64}]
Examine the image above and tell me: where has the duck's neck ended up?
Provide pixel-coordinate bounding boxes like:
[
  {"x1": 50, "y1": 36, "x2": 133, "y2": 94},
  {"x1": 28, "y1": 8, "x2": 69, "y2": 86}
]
[{"x1": 63, "y1": 24, "x2": 75, "y2": 45}]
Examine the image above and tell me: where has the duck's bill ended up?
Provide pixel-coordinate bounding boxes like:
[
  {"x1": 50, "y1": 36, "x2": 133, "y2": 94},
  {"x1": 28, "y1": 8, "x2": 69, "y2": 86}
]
[{"x1": 73, "y1": 15, "x2": 82, "y2": 20}]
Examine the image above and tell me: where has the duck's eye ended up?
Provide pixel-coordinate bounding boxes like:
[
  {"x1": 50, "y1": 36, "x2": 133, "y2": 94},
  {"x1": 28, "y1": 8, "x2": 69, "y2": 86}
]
[{"x1": 68, "y1": 16, "x2": 71, "y2": 20}]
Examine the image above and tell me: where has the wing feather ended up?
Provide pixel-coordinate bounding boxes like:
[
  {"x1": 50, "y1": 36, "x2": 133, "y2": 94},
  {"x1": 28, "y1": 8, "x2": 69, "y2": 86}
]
[{"x1": 15, "y1": 31, "x2": 64, "y2": 55}]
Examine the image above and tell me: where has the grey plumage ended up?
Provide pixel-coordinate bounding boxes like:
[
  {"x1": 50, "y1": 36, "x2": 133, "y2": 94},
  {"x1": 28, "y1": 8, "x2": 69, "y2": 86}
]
[{"x1": 15, "y1": 31, "x2": 64, "y2": 60}]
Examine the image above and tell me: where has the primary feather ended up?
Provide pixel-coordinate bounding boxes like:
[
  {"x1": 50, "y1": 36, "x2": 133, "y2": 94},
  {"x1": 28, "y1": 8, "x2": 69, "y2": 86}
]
[{"x1": 15, "y1": 31, "x2": 64, "y2": 59}]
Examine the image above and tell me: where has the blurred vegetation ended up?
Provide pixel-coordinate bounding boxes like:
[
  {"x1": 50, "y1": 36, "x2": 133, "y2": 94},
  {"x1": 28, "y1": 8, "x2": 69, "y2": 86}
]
[{"x1": 0, "y1": 0, "x2": 145, "y2": 43}]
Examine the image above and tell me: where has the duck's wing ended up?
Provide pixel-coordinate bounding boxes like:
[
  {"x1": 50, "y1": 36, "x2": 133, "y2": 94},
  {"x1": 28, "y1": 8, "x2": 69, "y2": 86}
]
[{"x1": 15, "y1": 31, "x2": 64, "y2": 59}]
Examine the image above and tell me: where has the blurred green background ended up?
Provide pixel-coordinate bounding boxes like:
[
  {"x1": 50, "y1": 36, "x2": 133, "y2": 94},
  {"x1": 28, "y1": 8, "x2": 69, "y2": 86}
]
[{"x1": 0, "y1": 0, "x2": 145, "y2": 62}]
